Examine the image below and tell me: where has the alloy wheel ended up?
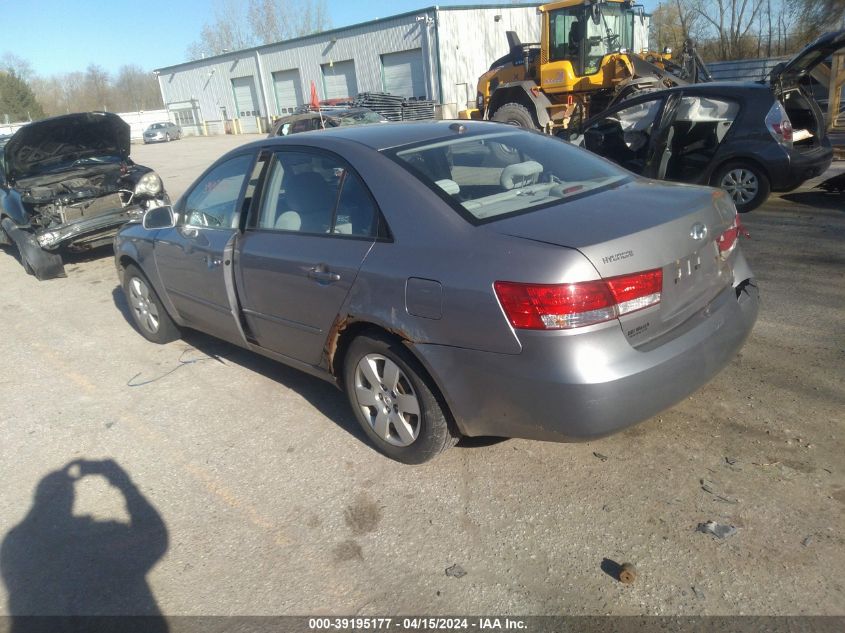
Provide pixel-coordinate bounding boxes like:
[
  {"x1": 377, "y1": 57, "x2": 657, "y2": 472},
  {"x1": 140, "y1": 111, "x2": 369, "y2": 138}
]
[
  {"x1": 353, "y1": 354, "x2": 421, "y2": 447},
  {"x1": 128, "y1": 276, "x2": 160, "y2": 334},
  {"x1": 720, "y1": 168, "x2": 759, "y2": 205}
]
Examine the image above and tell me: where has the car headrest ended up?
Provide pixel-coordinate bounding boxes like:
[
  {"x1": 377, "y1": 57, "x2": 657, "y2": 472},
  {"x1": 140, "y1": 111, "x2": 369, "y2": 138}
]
[
  {"x1": 500, "y1": 160, "x2": 543, "y2": 190},
  {"x1": 275, "y1": 211, "x2": 302, "y2": 231}
]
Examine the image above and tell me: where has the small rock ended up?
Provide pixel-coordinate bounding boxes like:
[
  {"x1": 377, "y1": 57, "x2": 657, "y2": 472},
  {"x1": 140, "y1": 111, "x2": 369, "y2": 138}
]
[
  {"x1": 696, "y1": 521, "x2": 738, "y2": 540},
  {"x1": 445, "y1": 564, "x2": 467, "y2": 578},
  {"x1": 593, "y1": 452, "x2": 609, "y2": 462},
  {"x1": 692, "y1": 586, "x2": 705, "y2": 599},
  {"x1": 802, "y1": 535, "x2": 814, "y2": 547},
  {"x1": 725, "y1": 457, "x2": 737, "y2": 466}
]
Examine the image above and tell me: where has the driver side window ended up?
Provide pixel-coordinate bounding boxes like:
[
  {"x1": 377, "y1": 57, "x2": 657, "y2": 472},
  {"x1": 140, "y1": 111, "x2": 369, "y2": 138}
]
[{"x1": 183, "y1": 154, "x2": 254, "y2": 228}]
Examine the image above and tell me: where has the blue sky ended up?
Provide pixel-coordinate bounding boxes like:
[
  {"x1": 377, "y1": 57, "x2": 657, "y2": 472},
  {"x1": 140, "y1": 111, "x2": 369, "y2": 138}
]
[{"x1": 3, "y1": 0, "x2": 659, "y2": 77}]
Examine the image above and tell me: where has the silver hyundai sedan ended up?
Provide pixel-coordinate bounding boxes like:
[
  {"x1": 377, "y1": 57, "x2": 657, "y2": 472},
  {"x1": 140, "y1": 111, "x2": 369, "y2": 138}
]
[{"x1": 114, "y1": 121, "x2": 758, "y2": 463}]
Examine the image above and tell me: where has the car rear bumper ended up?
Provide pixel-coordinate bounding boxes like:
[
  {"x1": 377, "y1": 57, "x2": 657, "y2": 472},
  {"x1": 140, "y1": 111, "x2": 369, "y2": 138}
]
[
  {"x1": 774, "y1": 144, "x2": 834, "y2": 191},
  {"x1": 413, "y1": 279, "x2": 759, "y2": 442}
]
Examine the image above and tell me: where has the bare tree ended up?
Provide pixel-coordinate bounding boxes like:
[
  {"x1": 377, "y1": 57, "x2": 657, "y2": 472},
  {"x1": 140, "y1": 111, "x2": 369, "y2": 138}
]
[
  {"x1": 188, "y1": 0, "x2": 331, "y2": 59},
  {"x1": 791, "y1": 0, "x2": 845, "y2": 44},
  {"x1": 112, "y1": 65, "x2": 163, "y2": 112},
  {"x1": 0, "y1": 53, "x2": 34, "y2": 82},
  {"x1": 694, "y1": 0, "x2": 767, "y2": 59},
  {"x1": 187, "y1": 0, "x2": 257, "y2": 60},
  {"x1": 83, "y1": 64, "x2": 111, "y2": 112}
]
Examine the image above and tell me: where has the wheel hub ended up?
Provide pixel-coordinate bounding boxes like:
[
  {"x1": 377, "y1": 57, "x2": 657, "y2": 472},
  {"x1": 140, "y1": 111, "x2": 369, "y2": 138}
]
[
  {"x1": 354, "y1": 354, "x2": 421, "y2": 448},
  {"x1": 721, "y1": 168, "x2": 758, "y2": 204}
]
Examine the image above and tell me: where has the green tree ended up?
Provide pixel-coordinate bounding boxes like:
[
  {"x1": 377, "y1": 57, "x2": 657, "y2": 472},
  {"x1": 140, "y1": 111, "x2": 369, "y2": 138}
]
[{"x1": 0, "y1": 70, "x2": 44, "y2": 123}]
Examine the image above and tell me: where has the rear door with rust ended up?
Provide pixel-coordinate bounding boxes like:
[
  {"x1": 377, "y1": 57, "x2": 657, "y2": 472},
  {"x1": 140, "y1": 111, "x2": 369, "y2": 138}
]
[{"x1": 235, "y1": 148, "x2": 382, "y2": 365}]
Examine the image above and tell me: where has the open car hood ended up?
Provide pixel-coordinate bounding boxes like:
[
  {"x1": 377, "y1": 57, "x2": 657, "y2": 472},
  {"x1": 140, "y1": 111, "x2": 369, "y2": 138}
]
[
  {"x1": 5, "y1": 112, "x2": 130, "y2": 181},
  {"x1": 770, "y1": 29, "x2": 845, "y2": 85}
]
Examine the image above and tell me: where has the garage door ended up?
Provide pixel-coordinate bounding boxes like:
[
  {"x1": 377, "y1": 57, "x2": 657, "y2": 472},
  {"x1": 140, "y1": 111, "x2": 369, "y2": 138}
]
[
  {"x1": 273, "y1": 69, "x2": 302, "y2": 115},
  {"x1": 381, "y1": 49, "x2": 426, "y2": 98},
  {"x1": 321, "y1": 60, "x2": 357, "y2": 100},
  {"x1": 232, "y1": 76, "x2": 260, "y2": 133}
]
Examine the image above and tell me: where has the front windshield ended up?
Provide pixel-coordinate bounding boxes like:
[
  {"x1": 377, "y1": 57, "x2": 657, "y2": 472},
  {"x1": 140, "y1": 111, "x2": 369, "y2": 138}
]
[
  {"x1": 390, "y1": 131, "x2": 628, "y2": 223},
  {"x1": 549, "y1": 3, "x2": 634, "y2": 73}
]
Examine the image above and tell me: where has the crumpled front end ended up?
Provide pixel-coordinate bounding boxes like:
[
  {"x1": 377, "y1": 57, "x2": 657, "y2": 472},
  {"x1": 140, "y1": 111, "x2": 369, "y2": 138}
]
[
  {"x1": 26, "y1": 173, "x2": 167, "y2": 253},
  {"x1": 34, "y1": 203, "x2": 147, "y2": 252},
  {"x1": 3, "y1": 165, "x2": 168, "y2": 279}
]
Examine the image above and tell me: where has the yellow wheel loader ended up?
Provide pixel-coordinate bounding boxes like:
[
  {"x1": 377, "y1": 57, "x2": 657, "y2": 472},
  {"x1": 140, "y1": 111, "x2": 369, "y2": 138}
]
[{"x1": 473, "y1": 0, "x2": 711, "y2": 133}]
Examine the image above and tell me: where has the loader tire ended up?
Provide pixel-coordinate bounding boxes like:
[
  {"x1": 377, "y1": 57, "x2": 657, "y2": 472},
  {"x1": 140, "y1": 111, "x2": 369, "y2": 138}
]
[{"x1": 491, "y1": 103, "x2": 539, "y2": 130}]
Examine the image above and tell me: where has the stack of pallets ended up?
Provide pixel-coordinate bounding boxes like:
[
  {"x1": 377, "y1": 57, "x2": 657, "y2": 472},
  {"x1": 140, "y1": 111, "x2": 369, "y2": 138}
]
[
  {"x1": 354, "y1": 93, "x2": 405, "y2": 121},
  {"x1": 401, "y1": 98, "x2": 436, "y2": 121}
]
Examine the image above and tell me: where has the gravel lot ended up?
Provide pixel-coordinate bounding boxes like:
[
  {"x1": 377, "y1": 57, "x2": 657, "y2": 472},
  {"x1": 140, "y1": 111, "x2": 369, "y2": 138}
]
[{"x1": 0, "y1": 134, "x2": 843, "y2": 617}]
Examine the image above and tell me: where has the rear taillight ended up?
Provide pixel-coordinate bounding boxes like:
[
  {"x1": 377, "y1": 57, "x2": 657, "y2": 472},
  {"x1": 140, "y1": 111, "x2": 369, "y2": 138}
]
[
  {"x1": 716, "y1": 215, "x2": 749, "y2": 259},
  {"x1": 765, "y1": 101, "x2": 793, "y2": 149},
  {"x1": 494, "y1": 269, "x2": 663, "y2": 330}
]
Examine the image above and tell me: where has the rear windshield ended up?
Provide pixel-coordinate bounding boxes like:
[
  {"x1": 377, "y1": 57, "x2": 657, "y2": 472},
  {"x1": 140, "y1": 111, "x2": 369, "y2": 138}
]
[
  {"x1": 389, "y1": 131, "x2": 627, "y2": 222},
  {"x1": 337, "y1": 110, "x2": 384, "y2": 125}
]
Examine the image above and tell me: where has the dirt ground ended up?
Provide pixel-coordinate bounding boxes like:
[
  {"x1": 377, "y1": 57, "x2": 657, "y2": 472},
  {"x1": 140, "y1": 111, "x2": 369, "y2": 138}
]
[{"x1": 0, "y1": 134, "x2": 842, "y2": 617}]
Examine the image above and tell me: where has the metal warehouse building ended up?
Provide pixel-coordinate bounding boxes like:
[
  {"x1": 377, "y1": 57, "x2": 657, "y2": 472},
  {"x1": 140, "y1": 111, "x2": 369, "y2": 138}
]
[{"x1": 155, "y1": 4, "x2": 540, "y2": 135}]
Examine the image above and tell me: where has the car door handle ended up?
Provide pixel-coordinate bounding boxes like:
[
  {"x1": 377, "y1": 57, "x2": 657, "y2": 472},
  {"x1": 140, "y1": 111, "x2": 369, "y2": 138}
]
[{"x1": 308, "y1": 266, "x2": 341, "y2": 284}]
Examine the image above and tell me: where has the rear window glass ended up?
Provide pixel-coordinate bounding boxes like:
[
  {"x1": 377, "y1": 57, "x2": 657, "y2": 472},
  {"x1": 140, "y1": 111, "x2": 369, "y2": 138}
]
[{"x1": 389, "y1": 131, "x2": 627, "y2": 222}]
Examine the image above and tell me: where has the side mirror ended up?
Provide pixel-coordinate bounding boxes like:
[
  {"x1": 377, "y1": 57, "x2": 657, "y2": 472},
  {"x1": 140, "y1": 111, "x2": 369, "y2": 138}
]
[{"x1": 142, "y1": 205, "x2": 177, "y2": 230}]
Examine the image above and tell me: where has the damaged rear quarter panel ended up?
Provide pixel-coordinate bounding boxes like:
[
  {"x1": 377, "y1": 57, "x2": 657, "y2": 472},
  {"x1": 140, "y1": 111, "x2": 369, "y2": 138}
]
[{"x1": 307, "y1": 138, "x2": 597, "y2": 360}]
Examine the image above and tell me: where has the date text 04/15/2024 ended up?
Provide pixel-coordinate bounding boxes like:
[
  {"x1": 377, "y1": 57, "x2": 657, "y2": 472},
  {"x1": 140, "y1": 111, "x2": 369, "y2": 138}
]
[{"x1": 308, "y1": 617, "x2": 527, "y2": 630}]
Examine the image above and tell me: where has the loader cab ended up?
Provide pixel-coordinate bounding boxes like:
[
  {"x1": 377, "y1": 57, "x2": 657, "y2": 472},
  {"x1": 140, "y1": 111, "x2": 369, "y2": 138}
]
[{"x1": 548, "y1": 1, "x2": 636, "y2": 76}]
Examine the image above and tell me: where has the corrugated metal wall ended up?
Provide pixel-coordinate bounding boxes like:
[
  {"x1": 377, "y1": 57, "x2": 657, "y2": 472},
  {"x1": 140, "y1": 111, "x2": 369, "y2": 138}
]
[
  {"x1": 707, "y1": 57, "x2": 788, "y2": 82},
  {"x1": 155, "y1": 5, "x2": 540, "y2": 131},
  {"x1": 436, "y1": 7, "x2": 541, "y2": 116},
  {"x1": 157, "y1": 53, "x2": 259, "y2": 125},
  {"x1": 258, "y1": 13, "x2": 438, "y2": 108}
]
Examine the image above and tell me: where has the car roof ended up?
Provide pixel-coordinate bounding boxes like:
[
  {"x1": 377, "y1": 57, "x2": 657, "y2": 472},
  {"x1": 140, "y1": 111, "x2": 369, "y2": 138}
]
[
  {"x1": 664, "y1": 81, "x2": 773, "y2": 96},
  {"x1": 279, "y1": 120, "x2": 509, "y2": 150}
]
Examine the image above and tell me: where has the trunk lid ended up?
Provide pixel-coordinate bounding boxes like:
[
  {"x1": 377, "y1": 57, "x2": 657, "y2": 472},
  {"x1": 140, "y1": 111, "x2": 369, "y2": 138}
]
[
  {"x1": 770, "y1": 29, "x2": 845, "y2": 86},
  {"x1": 5, "y1": 112, "x2": 130, "y2": 181},
  {"x1": 491, "y1": 179, "x2": 737, "y2": 346}
]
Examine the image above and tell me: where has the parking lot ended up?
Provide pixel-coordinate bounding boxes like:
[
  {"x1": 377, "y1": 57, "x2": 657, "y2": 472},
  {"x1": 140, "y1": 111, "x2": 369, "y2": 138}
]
[{"x1": 0, "y1": 134, "x2": 843, "y2": 616}]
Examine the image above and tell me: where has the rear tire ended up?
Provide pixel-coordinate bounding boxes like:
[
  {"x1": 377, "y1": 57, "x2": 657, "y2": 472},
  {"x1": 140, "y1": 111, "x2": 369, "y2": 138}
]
[
  {"x1": 123, "y1": 264, "x2": 180, "y2": 343},
  {"x1": 343, "y1": 333, "x2": 459, "y2": 464},
  {"x1": 712, "y1": 160, "x2": 770, "y2": 213},
  {"x1": 491, "y1": 103, "x2": 539, "y2": 130}
]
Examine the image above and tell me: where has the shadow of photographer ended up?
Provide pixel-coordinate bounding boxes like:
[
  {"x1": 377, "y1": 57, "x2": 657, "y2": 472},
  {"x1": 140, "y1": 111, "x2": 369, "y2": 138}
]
[{"x1": 1, "y1": 459, "x2": 168, "y2": 632}]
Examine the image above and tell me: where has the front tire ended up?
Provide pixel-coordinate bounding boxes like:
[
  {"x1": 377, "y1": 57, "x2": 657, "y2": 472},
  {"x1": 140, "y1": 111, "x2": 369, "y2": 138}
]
[
  {"x1": 712, "y1": 161, "x2": 770, "y2": 213},
  {"x1": 123, "y1": 264, "x2": 180, "y2": 343},
  {"x1": 343, "y1": 334, "x2": 459, "y2": 464},
  {"x1": 491, "y1": 103, "x2": 539, "y2": 130},
  {"x1": 165, "y1": 133, "x2": 171, "y2": 142}
]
